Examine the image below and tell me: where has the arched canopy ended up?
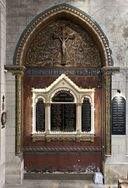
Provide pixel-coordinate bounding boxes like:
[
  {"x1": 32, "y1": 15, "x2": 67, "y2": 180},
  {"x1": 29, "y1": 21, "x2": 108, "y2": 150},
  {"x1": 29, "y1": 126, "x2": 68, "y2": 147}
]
[
  {"x1": 52, "y1": 90, "x2": 74, "y2": 102},
  {"x1": 14, "y1": 3, "x2": 112, "y2": 67}
]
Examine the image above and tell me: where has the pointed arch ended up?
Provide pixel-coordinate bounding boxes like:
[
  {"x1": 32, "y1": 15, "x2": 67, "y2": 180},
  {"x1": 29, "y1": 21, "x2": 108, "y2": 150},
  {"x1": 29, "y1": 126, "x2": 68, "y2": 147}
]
[
  {"x1": 9, "y1": 4, "x2": 115, "y2": 157},
  {"x1": 13, "y1": 3, "x2": 112, "y2": 67}
]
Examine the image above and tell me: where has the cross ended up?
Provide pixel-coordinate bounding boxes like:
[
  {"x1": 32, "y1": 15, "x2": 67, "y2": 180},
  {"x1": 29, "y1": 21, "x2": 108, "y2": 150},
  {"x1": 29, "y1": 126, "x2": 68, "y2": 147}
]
[{"x1": 53, "y1": 26, "x2": 75, "y2": 66}]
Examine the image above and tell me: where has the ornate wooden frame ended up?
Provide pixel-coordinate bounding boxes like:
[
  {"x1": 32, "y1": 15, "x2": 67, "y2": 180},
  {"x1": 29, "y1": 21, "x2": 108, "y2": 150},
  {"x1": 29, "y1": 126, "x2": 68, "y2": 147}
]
[{"x1": 5, "y1": 4, "x2": 119, "y2": 156}]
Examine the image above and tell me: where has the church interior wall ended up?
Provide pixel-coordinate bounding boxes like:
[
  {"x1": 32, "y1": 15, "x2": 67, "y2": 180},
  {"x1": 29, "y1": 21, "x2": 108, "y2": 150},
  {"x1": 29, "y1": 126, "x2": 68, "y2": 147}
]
[
  {"x1": 5, "y1": 0, "x2": 128, "y2": 185},
  {"x1": 0, "y1": 0, "x2": 6, "y2": 187},
  {"x1": 104, "y1": 69, "x2": 128, "y2": 183},
  {"x1": 5, "y1": 73, "x2": 24, "y2": 185}
]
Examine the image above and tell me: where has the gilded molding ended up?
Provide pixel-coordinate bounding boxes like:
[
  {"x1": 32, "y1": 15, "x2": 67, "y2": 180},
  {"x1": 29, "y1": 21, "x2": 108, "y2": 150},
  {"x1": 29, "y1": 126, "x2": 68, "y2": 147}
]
[
  {"x1": 32, "y1": 133, "x2": 94, "y2": 142},
  {"x1": 14, "y1": 3, "x2": 112, "y2": 67}
]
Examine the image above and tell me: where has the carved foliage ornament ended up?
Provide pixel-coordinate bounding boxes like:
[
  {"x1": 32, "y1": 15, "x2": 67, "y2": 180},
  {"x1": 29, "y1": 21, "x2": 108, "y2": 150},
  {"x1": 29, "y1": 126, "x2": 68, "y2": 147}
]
[{"x1": 25, "y1": 20, "x2": 101, "y2": 68}]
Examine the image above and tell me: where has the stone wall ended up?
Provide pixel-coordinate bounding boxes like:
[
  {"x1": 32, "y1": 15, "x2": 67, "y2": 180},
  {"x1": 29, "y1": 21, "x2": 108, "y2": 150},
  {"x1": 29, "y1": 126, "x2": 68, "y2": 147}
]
[
  {"x1": 105, "y1": 69, "x2": 128, "y2": 183},
  {"x1": 0, "y1": 0, "x2": 6, "y2": 187},
  {"x1": 6, "y1": 0, "x2": 128, "y2": 184},
  {"x1": 5, "y1": 73, "x2": 24, "y2": 185}
]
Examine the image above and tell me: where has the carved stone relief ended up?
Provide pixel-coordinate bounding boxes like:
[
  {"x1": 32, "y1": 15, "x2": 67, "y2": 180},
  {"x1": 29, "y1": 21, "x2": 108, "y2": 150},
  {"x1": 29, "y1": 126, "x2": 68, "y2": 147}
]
[{"x1": 25, "y1": 19, "x2": 101, "y2": 67}]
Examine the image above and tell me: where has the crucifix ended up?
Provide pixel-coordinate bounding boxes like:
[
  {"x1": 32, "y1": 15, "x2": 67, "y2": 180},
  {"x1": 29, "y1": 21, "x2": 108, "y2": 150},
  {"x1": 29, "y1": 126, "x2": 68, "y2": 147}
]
[{"x1": 53, "y1": 26, "x2": 75, "y2": 66}]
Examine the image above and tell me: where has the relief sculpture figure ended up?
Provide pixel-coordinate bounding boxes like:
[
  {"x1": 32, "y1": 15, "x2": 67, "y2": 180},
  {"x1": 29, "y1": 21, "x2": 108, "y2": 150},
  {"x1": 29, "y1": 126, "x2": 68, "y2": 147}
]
[{"x1": 53, "y1": 26, "x2": 75, "y2": 65}]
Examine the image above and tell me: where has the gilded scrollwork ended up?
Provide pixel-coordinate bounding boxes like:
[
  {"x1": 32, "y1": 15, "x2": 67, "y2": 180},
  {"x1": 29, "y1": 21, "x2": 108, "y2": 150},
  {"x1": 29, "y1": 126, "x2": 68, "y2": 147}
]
[{"x1": 25, "y1": 20, "x2": 101, "y2": 67}]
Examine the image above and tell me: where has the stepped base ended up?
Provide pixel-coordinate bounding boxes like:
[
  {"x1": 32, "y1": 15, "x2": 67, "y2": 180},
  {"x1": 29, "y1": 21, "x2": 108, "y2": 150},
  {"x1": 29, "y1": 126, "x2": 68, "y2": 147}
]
[
  {"x1": 5, "y1": 179, "x2": 117, "y2": 188},
  {"x1": 24, "y1": 172, "x2": 94, "y2": 180}
]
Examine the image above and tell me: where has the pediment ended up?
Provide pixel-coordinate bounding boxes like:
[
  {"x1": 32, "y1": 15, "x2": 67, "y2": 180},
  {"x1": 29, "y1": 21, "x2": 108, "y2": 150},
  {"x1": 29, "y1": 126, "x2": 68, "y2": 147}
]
[
  {"x1": 32, "y1": 74, "x2": 95, "y2": 103},
  {"x1": 45, "y1": 74, "x2": 81, "y2": 93}
]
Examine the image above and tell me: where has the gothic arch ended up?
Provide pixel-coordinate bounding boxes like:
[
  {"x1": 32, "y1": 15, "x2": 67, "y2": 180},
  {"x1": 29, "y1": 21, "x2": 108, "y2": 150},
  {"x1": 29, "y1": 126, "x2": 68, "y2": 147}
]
[
  {"x1": 13, "y1": 3, "x2": 112, "y2": 67},
  {"x1": 6, "y1": 4, "x2": 119, "y2": 157}
]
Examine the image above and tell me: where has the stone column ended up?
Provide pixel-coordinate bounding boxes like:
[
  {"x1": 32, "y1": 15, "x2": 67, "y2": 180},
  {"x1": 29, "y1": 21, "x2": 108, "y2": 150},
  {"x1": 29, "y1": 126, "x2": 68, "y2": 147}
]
[
  {"x1": 32, "y1": 99, "x2": 36, "y2": 133},
  {"x1": 5, "y1": 66, "x2": 25, "y2": 185},
  {"x1": 15, "y1": 73, "x2": 23, "y2": 154},
  {"x1": 102, "y1": 72, "x2": 111, "y2": 156},
  {"x1": 45, "y1": 103, "x2": 51, "y2": 133},
  {"x1": 76, "y1": 103, "x2": 81, "y2": 132},
  {"x1": 91, "y1": 102, "x2": 95, "y2": 133}
]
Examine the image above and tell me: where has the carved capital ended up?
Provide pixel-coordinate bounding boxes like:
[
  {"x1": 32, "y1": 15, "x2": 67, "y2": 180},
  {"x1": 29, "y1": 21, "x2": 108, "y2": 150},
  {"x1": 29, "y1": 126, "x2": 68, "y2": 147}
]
[
  {"x1": 5, "y1": 65, "x2": 26, "y2": 75},
  {"x1": 101, "y1": 66, "x2": 120, "y2": 75}
]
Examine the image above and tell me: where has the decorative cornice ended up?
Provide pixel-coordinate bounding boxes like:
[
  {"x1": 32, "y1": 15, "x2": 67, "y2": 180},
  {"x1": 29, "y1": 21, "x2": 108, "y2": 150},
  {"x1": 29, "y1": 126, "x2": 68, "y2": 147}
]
[
  {"x1": 23, "y1": 146, "x2": 102, "y2": 152},
  {"x1": 14, "y1": 3, "x2": 112, "y2": 67},
  {"x1": 32, "y1": 74, "x2": 95, "y2": 94},
  {"x1": 101, "y1": 66, "x2": 120, "y2": 75},
  {"x1": 5, "y1": 65, "x2": 26, "y2": 75}
]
